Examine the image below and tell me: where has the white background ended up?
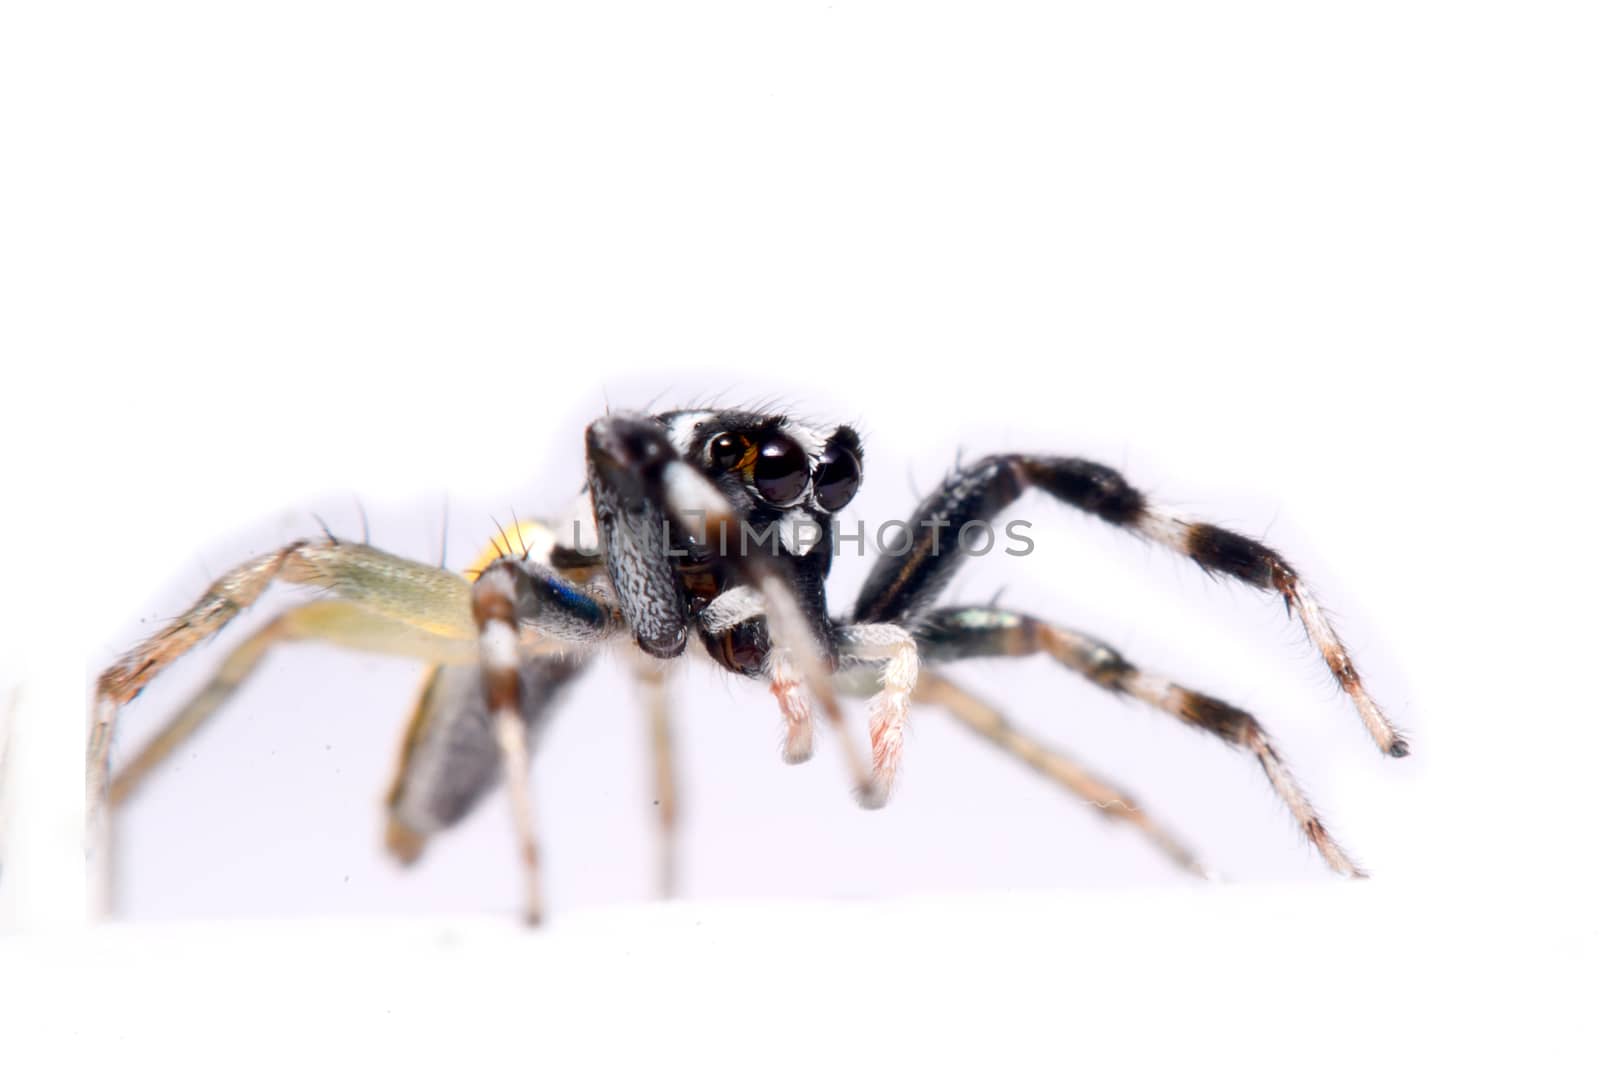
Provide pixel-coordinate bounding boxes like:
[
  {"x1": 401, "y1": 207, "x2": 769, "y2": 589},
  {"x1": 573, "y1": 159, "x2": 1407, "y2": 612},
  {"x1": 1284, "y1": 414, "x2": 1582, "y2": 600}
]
[{"x1": 2, "y1": 1, "x2": 1596, "y2": 1062}]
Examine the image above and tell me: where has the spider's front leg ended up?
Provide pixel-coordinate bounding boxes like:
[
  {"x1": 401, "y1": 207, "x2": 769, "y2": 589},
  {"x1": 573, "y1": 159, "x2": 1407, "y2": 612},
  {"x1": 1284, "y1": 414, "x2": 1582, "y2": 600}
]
[{"x1": 853, "y1": 452, "x2": 1407, "y2": 758}]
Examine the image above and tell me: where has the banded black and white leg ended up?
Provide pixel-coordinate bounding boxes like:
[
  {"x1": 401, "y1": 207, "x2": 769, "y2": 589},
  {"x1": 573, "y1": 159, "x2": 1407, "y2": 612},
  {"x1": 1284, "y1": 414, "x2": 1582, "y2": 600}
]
[
  {"x1": 470, "y1": 556, "x2": 621, "y2": 922},
  {"x1": 914, "y1": 605, "x2": 1363, "y2": 876},
  {"x1": 854, "y1": 454, "x2": 1407, "y2": 758}
]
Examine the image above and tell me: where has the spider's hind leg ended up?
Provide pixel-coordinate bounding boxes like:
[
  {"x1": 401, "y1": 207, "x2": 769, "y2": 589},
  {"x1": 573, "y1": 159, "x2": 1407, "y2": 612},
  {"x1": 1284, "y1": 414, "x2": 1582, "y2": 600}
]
[
  {"x1": 915, "y1": 605, "x2": 1365, "y2": 877},
  {"x1": 90, "y1": 539, "x2": 503, "y2": 909},
  {"x1": 110, "y1": 599, "x2": 485, "y2": 809},
  {"x1": 92, "y1": 540, "x2": 486, "y2": 810}
]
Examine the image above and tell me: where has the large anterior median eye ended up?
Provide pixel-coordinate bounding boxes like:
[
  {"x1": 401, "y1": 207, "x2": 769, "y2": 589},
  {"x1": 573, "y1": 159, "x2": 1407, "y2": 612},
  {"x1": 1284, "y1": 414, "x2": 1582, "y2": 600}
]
[
  {"x1": 753, "y1": 435, "x2": 809, "y2": 506},
  {"x1": 812, "y1": 443, "x2": 861, "y2": 512}
]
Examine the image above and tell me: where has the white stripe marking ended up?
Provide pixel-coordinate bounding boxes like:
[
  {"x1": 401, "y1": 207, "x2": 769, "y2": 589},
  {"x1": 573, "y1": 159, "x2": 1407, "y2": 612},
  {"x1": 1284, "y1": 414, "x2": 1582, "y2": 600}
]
[{"x1": 481, "y1": 619, "x2": 519, "y2": 671}]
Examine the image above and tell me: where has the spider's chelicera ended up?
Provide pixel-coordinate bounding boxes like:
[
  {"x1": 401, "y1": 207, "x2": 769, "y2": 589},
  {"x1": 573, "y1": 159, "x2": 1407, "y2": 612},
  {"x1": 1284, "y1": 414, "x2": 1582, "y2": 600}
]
[{"x1": 91, "y1": 407, "x2": 1408, "y2": 922}]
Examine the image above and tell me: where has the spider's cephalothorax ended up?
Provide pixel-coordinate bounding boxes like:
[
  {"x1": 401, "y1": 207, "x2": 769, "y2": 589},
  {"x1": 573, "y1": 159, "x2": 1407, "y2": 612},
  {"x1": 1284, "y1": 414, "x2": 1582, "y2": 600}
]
[{"x1": 91, "y1": 406, "x2": 1407, "y2": 922}]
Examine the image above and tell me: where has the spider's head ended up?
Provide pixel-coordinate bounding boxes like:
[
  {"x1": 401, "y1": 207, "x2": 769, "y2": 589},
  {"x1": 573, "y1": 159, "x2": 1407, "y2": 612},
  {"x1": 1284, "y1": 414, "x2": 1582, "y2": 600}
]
[
  {"x1": 583, "y1": 408, "x2": 860, "y2": 658},
  {"x1": 659, "y1": 408, "x2": 863, "y2": 551}
]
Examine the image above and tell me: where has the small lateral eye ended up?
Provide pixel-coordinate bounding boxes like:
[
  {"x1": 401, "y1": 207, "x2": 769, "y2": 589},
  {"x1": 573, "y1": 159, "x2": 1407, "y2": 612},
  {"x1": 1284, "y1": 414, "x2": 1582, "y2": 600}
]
[
  {"x1": 709, "y1": 433, "x2": 743, "y2": 470},
  {"x1": 753, "y1": 436, "x2": 809, "y2": 506},
  {"x1": 812, "y1": 444, "x2": 862, "y2": 512}
]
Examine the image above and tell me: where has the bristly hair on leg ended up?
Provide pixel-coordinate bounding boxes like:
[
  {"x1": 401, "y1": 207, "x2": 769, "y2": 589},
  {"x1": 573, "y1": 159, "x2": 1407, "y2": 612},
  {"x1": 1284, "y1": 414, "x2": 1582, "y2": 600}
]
[
  {"x1": 437, "y1": 496, "x2": 450, "y2": 569},
  {"x1": 488, "y1": 516, "x2": 512, "y2": 564},
  {"x1": 353, "y1": 494, "x2": 371, "y2": 545},
  {"x1": 507, "y1": 507, "x2": 530, "y2": 560},
  {"x1": 911, "y1": 604, "x2": 1367, "y2": 877},
  {"x1": 311, "y1": 513, "x2": 339, "y2": 545}
]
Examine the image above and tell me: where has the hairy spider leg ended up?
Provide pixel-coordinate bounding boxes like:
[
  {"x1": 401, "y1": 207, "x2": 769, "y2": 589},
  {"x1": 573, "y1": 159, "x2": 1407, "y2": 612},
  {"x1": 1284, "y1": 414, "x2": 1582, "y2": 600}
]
[
  {"x1": 694, "y1": 583, "x2": 880, "y2": 805},
  {"x1": 469, "y1": 556, "x2": 618, "y2": 923},
  {"x1": 851, "y1": 454, "x2": 1407, "y2": 758},
  {"x1": 914, "y1": 669, "x2": 1212, "y2": 879},
  {"x1": 385, "y1": 518, "x2": 596, "y2": 867},
  {"x1": 834, "y1": 622, "x2": 921, "y2": 806},
  {"x1": 110, "y1": 599, "x2": 482, "y2": 809},
  {"x1": 89, "y1": 540, "x2": 494, "y2": 903},
  {"x1": 629, "y1": 656, "x2": 681, "y2": 898},
  {"x1": 913, "y1": 605, "x2": 1365, "y2": 877},
  {"x1": 385, "y1": 656, "x2": 589, "y2": 867},
  {"x1": 99, "y1": 518, "x2": 577, "y2": 809},
  {"x1": 92, "y1": 526, "x2": 604, "y2": 917}
]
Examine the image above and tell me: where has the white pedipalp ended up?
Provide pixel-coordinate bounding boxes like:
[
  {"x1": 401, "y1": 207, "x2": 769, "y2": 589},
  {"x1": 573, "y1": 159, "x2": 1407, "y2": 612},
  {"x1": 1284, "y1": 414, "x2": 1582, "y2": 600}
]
[
  {"x1": 699, "y1": 585, "x2": 766, "y2": 635},
  {"x1": 836, "y1": 622, "x2": 920, "y2": 805}
]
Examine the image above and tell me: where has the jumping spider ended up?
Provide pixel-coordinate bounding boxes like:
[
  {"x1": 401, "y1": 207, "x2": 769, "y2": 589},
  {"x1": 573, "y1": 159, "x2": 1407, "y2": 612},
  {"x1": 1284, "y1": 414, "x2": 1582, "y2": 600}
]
[{"x1": 91, "y1": 407, "x2": 1407, "y2": 921}]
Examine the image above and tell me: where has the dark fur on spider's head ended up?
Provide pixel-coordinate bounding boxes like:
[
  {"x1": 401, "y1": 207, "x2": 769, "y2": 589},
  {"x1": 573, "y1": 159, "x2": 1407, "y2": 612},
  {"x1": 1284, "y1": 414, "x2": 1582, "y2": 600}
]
[
  {"x1": 658, "y1": 408, "x2": 863, "y2": 527},
  {"x1": 581, "y1": 407, "x2": 863, "y2": 663}
]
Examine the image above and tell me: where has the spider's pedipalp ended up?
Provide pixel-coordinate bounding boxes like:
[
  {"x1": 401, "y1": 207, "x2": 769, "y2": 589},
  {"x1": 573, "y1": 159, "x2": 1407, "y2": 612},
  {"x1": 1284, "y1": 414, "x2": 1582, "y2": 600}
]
[
  {"x1": 915, "y1": 605, "x2": 1364, "y2": 877},
  {"x1": 765, "y1": 646, "x2": 820, "y2": 766},
  {"x1": 852, "y1": 453, "x2": 1406, "y2": 758},
  {"x1": 694, "y1": 582, "x2": 880, "y2": 798},
  {"x1": 697, "y1": 585, "x2": 815, "y2": 764},
  {"x1": 915, "y1": 669, "x2": 1212, "y2": 879}
]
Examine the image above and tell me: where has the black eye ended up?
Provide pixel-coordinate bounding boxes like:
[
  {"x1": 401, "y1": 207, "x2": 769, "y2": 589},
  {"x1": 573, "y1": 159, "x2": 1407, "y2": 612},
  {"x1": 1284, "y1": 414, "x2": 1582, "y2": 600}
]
[
  {"x1": 812, "y1": 444, "x2": 861, "y2": 512},
  {"x1": 709, "y1": 433, "x2": 742, "y2": 470},
  {"x1": 753, "y1": 436, "x2": 809, "y2": 506}
]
